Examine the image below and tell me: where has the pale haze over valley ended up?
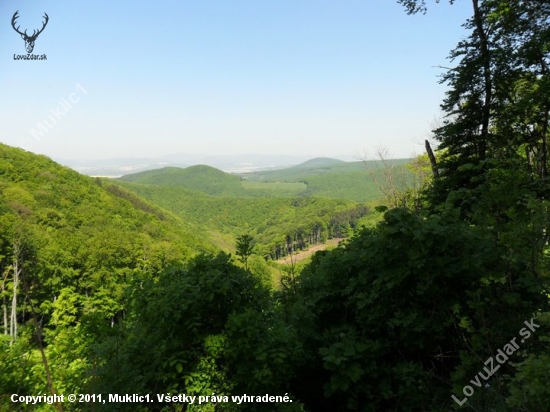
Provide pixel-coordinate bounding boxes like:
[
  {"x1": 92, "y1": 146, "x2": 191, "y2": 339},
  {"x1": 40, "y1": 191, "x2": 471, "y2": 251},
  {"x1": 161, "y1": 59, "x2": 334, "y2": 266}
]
[{"x1": 0, "y1": 0, "x2": 471, "y2": 165}]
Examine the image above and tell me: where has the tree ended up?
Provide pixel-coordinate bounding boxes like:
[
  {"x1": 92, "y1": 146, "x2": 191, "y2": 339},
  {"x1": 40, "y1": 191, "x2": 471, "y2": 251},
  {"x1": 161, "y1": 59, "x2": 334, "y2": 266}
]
[
  {"x1": 398, "y1": 1, "x2": 550, "y2": 214},
  {"x1": 290, "y1": 208, "x2": 547, "y2": 410},
  {"x1": 392, "y1": 2, "x2": 550, "y2": 408},
  {"x1": 363, "y1": 148, "x2": 432, "y2": 212},
  {"x1": 96, "y1": 253, "x2": 305, "y2": 411},
  {"x1": 236, "y1": 234, "x2": 255, "y2": 271}
]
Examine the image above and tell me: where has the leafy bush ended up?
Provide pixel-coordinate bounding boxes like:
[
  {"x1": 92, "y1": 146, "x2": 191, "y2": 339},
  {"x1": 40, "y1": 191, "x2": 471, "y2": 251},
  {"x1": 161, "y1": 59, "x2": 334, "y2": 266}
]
[{"x1": 291, "y1": 208, "x2": 547, "y2": 411}]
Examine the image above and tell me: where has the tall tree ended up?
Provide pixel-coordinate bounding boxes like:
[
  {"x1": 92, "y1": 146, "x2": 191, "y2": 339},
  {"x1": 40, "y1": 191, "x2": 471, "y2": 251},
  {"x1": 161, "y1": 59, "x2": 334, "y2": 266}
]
[
  {"x1": 392, "y1": 2, "x2": 550, "y2": 408},
  {"x1": 400, "y1": 1, "x2": 550, "y2": 216},
  {"x1": 236, "y1": 234, "x2": 255, "y2": 271}
]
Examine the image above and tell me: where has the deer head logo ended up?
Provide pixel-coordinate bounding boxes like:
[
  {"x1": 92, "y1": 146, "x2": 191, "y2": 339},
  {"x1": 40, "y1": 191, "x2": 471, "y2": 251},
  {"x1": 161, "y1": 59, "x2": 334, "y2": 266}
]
[{"x1": 11, "y1": 11, "x2": 49, "y2": 54}]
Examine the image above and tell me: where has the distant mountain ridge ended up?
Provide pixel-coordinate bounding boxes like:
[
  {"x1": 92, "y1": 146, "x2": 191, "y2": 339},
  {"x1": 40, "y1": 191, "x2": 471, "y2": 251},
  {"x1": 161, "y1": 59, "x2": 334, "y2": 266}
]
[
  {"x1": 118, "y1": 165, "x2": 247, "y2": 197},
  {"x1": 55, "y1": 154, "x2": 358, "y2": 177},
  {"x1": 118, "y1": 156, "x2": 412, "y2": 203}
]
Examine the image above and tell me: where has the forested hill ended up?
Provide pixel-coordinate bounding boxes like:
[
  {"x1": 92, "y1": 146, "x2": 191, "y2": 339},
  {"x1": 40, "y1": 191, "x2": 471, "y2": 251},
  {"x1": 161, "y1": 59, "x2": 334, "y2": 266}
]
[
  {"x1": 241, "y1": 157, "x2": 410, "y2": 181},
  {"x1": 0, "y1": 142, "x2": 214, "y2": 296},
  {"x1": 239, "y1": 157, "x2": 412, "y2": 202},
  {"x1": 114, "y1": 159, "x2": 377, "y2": 259},
  {"x1": 117, "y1": 157, "x2": 414, "y2": 203},
  {"x1": 118, "y1": 165, "x2": 249, "y2": 197},
  {"x1": 0, "y1": 143, "x2": 214, "y2": 402}
]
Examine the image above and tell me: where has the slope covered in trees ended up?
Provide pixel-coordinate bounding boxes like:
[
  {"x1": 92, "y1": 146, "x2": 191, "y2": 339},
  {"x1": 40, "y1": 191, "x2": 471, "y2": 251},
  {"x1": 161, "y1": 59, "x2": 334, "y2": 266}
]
[
  {"x1": 241, "y1": 158, "x2": 397, "y2": 180},
  {"x1": 2, "y1": 0, "x2": 550, "y2": 410},
  {"x1": 114, "y1": 180, "x2": 370, "y2": 259},
  {"x1": 118, "y1": 160, "x2": 411, "y2": 203},
  {"x1": 118, "y1": 165, "x2": 248, "y2": 197},
  {"x1": 0, "y1": 143, "x2": 216, "y2": 405},
  {"x1": 240, "y1": 158, "x2": 412, "y2": 202}
]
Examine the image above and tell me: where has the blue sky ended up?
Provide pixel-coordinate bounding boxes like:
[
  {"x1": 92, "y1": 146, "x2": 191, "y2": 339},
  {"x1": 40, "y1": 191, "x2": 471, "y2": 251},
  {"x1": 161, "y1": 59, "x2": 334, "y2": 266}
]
[{"x1": 0, "y1": 0, "x2": 472, "y2": 160}]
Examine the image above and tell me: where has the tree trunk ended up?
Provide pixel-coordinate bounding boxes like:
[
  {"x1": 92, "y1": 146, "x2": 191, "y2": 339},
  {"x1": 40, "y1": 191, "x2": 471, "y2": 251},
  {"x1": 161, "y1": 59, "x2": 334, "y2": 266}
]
[
  {"x1": 10, "y1": 256, "x2": 20, "y2": 345},
  {"x1": 425, "y1": 140, "x2": 439, "y2": 178},
  {"x1": 472, "y1": 0, "x2": 492, "y2": 160},
  {"x1": 2, "y1": 294, "x2": 7, "y2": 336},
  {"x1": 1, "y1": 268, "x2": 8, "y2": 335}
]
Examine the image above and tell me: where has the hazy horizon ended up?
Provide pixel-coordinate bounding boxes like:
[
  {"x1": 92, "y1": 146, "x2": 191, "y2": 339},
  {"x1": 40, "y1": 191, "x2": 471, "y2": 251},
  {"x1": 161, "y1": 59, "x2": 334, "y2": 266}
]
[
  {"x1": 52, "y1": 151, "x2": 391, "y2": 177},
  {"x1": 0, "y1": 0, "x2": 472, "y2": 161}
]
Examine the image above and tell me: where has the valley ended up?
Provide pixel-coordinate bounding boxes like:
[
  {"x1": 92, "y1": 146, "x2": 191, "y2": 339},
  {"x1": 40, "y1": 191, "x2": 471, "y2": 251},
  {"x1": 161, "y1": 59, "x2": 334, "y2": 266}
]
[{"x1": 2, "y1": 1, "x2": 549, "y2": 409}]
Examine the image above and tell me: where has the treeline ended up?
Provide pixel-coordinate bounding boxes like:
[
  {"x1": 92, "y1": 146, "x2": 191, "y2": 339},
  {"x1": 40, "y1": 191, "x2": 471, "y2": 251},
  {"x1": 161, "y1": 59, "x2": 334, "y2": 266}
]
[{"x1": 264, "y1": 205, "x2": 369, "y2": 260}]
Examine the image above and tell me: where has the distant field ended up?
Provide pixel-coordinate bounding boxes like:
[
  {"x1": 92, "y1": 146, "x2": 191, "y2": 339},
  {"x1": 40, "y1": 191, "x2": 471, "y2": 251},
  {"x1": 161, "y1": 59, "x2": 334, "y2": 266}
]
[{"x1": 241, "y1": 181, "x2": 307, "y2": 192}]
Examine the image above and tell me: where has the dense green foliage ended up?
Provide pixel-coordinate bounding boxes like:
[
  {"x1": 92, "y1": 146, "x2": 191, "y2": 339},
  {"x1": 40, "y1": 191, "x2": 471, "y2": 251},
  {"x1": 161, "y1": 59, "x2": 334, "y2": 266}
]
[
  {"x1": 95, "y1": 253, "x2": 304, "y2": 412},
  {"x1": 0, "y1": 144, "x2": 214, "y2": 408},
  {"x1": 2, "y1": 1, "x2": 550, "y2": 411},
  {"x1": 290, "y1": 208, "x2": 548, "y2": 410},
  {"x1": 118, "y1": 158, "x2": 412, "y2": 203},
  {"x1": 425, "y1": 0, "x2": 550, "y2": 215},
  {"x1": 241, "y1": 158, "x2": 411, "y2": 202},
  {"x1": 113, "y1": 181, "x2": 370, "y2": 259},
  {"x1": 119, "y1": 165, "x2": 249, "y2": 197},
  {"x1": 242, "y1": 158, "x2": 406, "y2": 181}
]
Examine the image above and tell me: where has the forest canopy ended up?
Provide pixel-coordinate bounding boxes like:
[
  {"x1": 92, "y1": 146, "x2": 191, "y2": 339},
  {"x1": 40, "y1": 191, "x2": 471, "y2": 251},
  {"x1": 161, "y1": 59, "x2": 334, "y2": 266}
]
[{"x1": 2, "y1": 0, "x2": 550, "y2": 411}]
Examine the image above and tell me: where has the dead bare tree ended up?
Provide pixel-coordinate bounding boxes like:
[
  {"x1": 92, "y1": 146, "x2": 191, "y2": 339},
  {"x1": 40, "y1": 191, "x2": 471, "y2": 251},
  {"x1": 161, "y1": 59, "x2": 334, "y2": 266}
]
[
  {"x1": 362, "y1": 146, "x2": 434, "y2": 212},
  {"x1": 362, "y1": 147, "x2": 411, "y2": 209}
]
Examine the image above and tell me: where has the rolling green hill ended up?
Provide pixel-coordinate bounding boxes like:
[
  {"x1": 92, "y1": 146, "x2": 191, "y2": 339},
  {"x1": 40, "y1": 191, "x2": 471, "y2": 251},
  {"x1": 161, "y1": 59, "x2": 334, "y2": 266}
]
[
  {"x1": 239, "y1": 158, "x2": 412, "y2": 202},
  {"x1": 118, "y1": 165, "x2": 248, "y2": 196},
  {"x1": 0, "y1": 144, "x2": 213, "y2": 400},
  {"x1": 242, "y1": 158, "x2": 410, "y2": 181},
  {"x1": 110, "y1": 155, "x2": 406, "y2": 256},
  {"x1": 0, "y1": 144, "x2": 214, "y2": 295},
  {"x1": 118, "y1": 158, "x2": 412, "y2": 203}
]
